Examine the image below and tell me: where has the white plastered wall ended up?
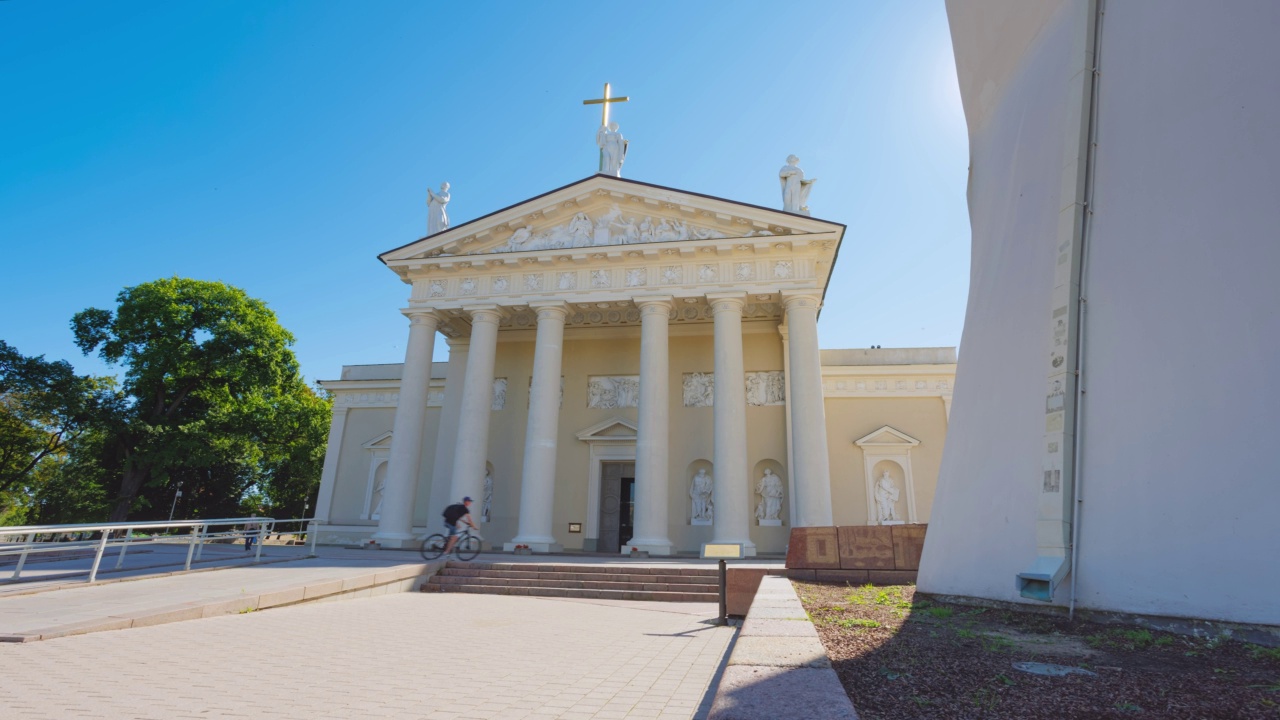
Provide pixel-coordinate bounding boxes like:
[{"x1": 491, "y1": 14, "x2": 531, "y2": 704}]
[{"x1": 920, "y1": 0, "x2": 1280, "y2": 625}]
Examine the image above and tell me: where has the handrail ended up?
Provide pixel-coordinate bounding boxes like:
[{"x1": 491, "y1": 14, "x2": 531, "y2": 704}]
[{"x1": 0, "y1": 516, "x2": 318, "y2": 585}]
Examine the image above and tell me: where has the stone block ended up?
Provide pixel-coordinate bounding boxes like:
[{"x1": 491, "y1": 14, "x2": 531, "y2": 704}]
[
  {"x1": 726, "y1": 568, "x2": 769, "y2": 616},
  {"x1": 728, "y1": 636, "x2": 831, "y2": 668},
  {"x1": 837, "y1": 525, "x2": 895, "y2": 570},
  {"x1": 814, "y1": 569, "x2": 870, "y2": 585},
  {"x1": 740, "y1": 618, "x2": 819, "y2": 638},
  {"x1": 868, "y1": 569, "x2": 917, "y2": 585},
  {"x1": 130, "y1": 603, "x2": 204, "y2": 628},
  {"x1": 744, "y1": 605, "x2": 808, "y2": 621},
  {"x1": 709, "y1": 665, "x2": 859, "y2": 720},
  {"x1": 784, "y1": 527, "x2": 840, "y2": 569},
  {"x1": 302, "y1": 579, "x2": 345, "y2": 600},
  {"x1": 891, "y1": 524, "x2": 928, "y2": 570},
  {"x1": 784, "y1": 568, "x2": 816, "y2": 581}
]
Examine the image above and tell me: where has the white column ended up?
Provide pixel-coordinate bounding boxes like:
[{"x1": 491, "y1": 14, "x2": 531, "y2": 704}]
[
  {"x1": 373, "y1": 309, "x2": 440, "y2": 547},
  {"x1": 426, "y1": 338, "x2": 468, "y2": 524},
  {"x1": 312, "y1": 404, "x2": 349, "y2": 527},
  {"x1": 707, "y1": 292, "x2": 755, "y2": 555},
  {"x1": 625, "y1": 295, "x2": 675, "y2": 555},
  {"x1": 450, "y1": 305, "x2": 502, "y2": 513},
  {"x1": 507, "y1": 302, "x2": 568, "y2": 553},
  {"x1": 783, "y1": 293, "x2": 834, "y2": 527}
]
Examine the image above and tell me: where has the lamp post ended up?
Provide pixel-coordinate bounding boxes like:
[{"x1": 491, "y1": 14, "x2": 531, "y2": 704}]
[{"x1": 168, "y1": 482, "x2": 183, "y2": 522}]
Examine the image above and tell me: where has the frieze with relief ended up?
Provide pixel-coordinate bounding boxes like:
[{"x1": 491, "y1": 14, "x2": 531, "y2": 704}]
[{"x1": 463, "y1": 204, "x2": 783, "y2": 255}]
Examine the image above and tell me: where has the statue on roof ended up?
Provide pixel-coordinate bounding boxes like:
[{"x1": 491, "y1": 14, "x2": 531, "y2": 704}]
[
  {"x1": 427, "y1": 182, "x2": 451, "y2": 235},
  {"x1": 779, "y1": 155, "x2": 816, "y2": 216},
  {"x1": 596, "y1": 122, "x2": 628, "y2": 177}
]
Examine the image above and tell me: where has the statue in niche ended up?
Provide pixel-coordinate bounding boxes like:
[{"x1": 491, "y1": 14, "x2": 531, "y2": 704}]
[
  {"x1": 755, "y1": 468, "x2": 784, "y2": 523},
  {"x1": 690, "y1": 468, "x2": 714, "y2": 523},
  {"x1": 482, "y1": 469, "x2": 493, "y2": 523},
  {"x1": 370, "y1": 477, "x2": 386, "y2": 520},
  {"x1": 778, "y1": 155, "x2": 816, "y2": 215},
  {"x1": 427, "y1": 182, "x2": 451, "y2": 234},
  {"x1": 596, "y1": 121, "x2": 628, "y2": 176},
  {"x1": 874, "y1": 470, "x2": 901, "y2": 523}
]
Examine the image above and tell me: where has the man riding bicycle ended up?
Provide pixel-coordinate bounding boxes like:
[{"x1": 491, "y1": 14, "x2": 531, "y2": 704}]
[{"x1": 441, "y1": 497, "x2": 478, "y2": 555}]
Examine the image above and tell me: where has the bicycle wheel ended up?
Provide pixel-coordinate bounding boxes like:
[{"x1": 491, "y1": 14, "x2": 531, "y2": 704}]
[
  {"x1": 420, "y1": 534, "x2": 447, "y2": 561},
  {"x1": 455, "y1": 535, "x2": 482, "y2": 561}
]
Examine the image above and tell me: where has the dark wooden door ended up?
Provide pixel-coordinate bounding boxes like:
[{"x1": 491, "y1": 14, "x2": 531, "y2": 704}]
[{"x1": 598, "y1": 462, "x2": 636, "y2": 553}]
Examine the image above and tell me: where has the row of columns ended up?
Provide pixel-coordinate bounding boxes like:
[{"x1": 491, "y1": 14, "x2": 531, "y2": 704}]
[{"x1": 373, "y1": 291, "x2": 834, "y2": 553}]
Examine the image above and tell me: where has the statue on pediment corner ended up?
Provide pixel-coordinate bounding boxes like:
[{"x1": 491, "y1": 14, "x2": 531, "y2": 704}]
[{"x1": 427, "y1": 182, "x2": 451, "y2": 235}]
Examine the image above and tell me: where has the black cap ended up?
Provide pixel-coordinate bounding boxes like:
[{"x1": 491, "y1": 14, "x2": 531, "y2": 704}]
[{"x1": 462, "y1": 496, "x2": 473, "y2": 503}]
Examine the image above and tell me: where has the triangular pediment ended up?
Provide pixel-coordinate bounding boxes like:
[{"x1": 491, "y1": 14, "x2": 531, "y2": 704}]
[
  {"x1": 575, "y1": 416, "x2": 639, "y2": 443},
  {"x1": 854, "y1": 426, "x2": 920, "y2": 447},
  {"x1": 362, "y1": 431, "x2": 394, "y2": 449},
  {"x1": 379, "y1": 174, "x2": 844, "y2": 266}
]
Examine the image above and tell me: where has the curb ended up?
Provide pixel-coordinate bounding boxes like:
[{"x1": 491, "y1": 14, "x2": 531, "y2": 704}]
[{"x1": 708, "y1": 575, "x2": 859, "y2": 720}]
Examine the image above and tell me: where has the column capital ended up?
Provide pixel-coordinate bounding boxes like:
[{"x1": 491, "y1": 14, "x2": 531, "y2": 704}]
[
  {"x1": 529, "y1": 300, "x2": 570, "y2": 321},
  {"x1": 706, "y1": 291, "x2": 747, "y2": 313},
  {"x1": 463, "y1": 304, "x2": 503, "y2": 324},
  {"x1": 780, "y1": 292, "x2": 823, "y2": 311},
  {"x1": 401, "y1": 308, "x2": 442, "y2": 328},
  {"x1": 632, "y1": 294, "x2": 674, "y2": 314}
]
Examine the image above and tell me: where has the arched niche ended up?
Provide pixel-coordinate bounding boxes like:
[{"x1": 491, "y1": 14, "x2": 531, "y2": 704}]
[
  {"x1": 687, "y1": 459, "x2": 714, "y2": 525},
  {"x1": 855, "y1": 425, "x2": 920, "y2": 525},
  {"x1": 751, "y1": 459, "x2": 786, "y2": 526},
  {"x1": 361, "y1": 431, "x2": 393, "y2": 521}
]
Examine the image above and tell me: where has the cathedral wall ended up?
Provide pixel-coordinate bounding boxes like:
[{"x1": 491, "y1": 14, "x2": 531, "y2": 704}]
[
  {"x1": 330, "y1": 407, "x2": 395, "y2": 525},
  {"x1": 824, "y1": 397, "x2": 949, "y2": 526}
]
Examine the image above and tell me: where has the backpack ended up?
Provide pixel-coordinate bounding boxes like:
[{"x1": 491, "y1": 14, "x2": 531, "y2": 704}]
[{"x1": 443, "y1": 503, "x2": 468, "y2": 525}]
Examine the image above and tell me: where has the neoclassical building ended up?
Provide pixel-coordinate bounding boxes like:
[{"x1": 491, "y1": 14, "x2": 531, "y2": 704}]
[{"x1": 315, "y1": 174, "x2": 955, "y2": 555}]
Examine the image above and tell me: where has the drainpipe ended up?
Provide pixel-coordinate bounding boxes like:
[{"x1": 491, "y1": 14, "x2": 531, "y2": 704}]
[
  {"x1": 1016, "y1": 0, "x2": 1105, "y2": 606},
  {"x1": 1067, "y1": 0, "x2": 1106, "y2": 620}
]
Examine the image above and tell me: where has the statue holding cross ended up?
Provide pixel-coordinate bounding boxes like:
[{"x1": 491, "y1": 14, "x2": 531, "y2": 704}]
[{"x1": 583, "y1": 83, "x2": 630, "y2": 176}]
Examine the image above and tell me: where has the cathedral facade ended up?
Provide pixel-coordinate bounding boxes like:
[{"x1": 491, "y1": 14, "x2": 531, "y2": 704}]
[{"x1": 314, "y1": 175, "x2": 954, "y2": 555}]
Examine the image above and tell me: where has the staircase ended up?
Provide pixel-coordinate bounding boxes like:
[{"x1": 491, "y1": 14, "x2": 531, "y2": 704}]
[{"x1": 421, "y1": 561, "x2": 720, "y2": 602}]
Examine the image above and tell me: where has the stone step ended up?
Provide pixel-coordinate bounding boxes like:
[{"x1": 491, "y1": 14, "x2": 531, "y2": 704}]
[
  {"x1": 454, "y1": 561, "x2": 718, "y2": 577},
  {"x1": 437, "y1": 567, "x2": 718, "y2": 586},
  {"x1": 421, "y1": 582, "x2": 719, "y2": 603},
  {"x1": 430, "y1": 574, "x2": 716, "y2": 593}
]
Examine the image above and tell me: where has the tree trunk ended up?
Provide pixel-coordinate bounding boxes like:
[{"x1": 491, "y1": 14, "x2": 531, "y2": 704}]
[{"x1": 108, "y1": 464, "x2": 148, "y2": 522}]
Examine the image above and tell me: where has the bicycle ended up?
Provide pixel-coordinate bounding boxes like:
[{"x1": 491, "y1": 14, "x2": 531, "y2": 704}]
[{"x1": 420, "y1": 527, "x2": 483, "y2": 561}]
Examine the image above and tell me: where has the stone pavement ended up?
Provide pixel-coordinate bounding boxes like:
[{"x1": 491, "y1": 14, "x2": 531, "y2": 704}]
[
  {"x1": 0, "y1": 592, "x2": 736, "y2": 720},
  {"x1": 0, "y1": 549, "x2": 435, "y2": 641}
]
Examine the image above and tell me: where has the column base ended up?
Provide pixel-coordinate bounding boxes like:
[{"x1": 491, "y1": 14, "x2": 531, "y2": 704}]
[
  {"x1": 370, "y1": 532, "x2": 418, "y2": 549},
  {"x1": 503, "y1": 541, "x2": 563, "y2": 554},
  {"x1": 711, "y1": 539, "x2": 758, "y2": 557},
  {"x1": 620, "y1": 540, "x2": 675, "y2": 556},
  {"x1": 757, "y1": 519, "x2": 783, "y2": 527}
]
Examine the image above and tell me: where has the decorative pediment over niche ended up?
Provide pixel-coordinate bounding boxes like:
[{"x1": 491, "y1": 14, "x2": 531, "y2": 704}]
[
  {"x1": 575, "y1": 416, "x2": 639, "y2": 443},
  {"x1": 854, "y1": 426, "x2": 920, "y2": 448},
  {"x1": 379, "y1": 174, "x2": 844, "y2": 267},
  {"x1": 361, "y1": 431, "x2": 394, "y2": 450}
]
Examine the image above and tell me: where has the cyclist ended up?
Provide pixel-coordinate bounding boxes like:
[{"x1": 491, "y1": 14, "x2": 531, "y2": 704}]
[{"x1": 441, "y1": 497, "x2": 478, "y2": 555}]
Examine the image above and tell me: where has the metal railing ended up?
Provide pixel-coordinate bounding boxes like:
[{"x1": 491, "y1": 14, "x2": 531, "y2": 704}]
[{"x1": 0, "y1": 517, "x2": 318, "y2": 585}]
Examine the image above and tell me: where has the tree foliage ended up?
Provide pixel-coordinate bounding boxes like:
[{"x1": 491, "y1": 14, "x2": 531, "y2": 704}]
[
  {"x1": 0, "y1": 340, "x2": 112, "y2": 508},
  {"x1": 69, "y1": 278, "x2": 331, "y2": 522}
]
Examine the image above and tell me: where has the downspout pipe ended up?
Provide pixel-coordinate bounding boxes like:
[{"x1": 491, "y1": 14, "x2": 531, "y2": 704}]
[{"x1": 1068, "y1": 0, "x2": 1106, "y2": 621}]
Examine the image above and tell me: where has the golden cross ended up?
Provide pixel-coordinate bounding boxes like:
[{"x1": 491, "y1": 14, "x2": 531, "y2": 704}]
[{"x1": 582, "y1": 82, "x2": 629, "y2": 128}]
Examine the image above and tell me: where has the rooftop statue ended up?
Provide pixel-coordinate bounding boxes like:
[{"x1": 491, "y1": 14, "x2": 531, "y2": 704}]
[
  {"x1": 779, "y1": 155, "x2": 816, "y2": 216},
  {"x1": 427, "y1": 182, "x2": 451, "y2": 235}
]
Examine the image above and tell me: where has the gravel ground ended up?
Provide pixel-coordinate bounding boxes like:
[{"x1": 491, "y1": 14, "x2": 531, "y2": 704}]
[{"x1": 794, "y1": 581, "x2": 1280, "y2": 720}]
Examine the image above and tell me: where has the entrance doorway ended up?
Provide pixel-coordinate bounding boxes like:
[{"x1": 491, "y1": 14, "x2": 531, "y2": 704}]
[{"x1": 598, "y1": 461, "x2": 636, "y2": 554}]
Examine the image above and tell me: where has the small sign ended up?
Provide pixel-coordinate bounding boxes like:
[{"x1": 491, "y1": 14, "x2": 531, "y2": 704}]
[
  {"x1": 568, "y1": 523, "x2": 583, "y2": 534},
  {"x1": 701, "y1": 543, "x2": 744, "y2": 560}
]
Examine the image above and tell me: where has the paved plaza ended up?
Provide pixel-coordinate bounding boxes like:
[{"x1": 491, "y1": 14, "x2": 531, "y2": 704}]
[{"x1": 0, "y1": 591, "x2": 735, "y2": 719}]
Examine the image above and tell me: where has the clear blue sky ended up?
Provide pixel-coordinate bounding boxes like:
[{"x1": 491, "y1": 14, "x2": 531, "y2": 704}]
[{"x1": 0, "y1": 1, "x2": 969, "y2": 383}]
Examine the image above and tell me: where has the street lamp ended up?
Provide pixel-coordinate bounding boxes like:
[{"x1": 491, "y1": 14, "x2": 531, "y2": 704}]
[{"x1": 168, "y1": 482, "x2": 183, "y2": 522}]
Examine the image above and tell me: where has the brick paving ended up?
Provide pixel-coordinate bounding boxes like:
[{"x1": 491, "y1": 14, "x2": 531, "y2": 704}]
[{"x1": 0, "y1": 592, "x2": 736, "y2": 719}]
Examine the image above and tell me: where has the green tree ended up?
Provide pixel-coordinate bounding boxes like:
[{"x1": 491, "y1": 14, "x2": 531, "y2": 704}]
[
  {"x1": 0, "y1": 340, "x2": 110, "y2": 509},
  {"x1": 71, "y1": 278, "x2": 326, "y2": 522}
]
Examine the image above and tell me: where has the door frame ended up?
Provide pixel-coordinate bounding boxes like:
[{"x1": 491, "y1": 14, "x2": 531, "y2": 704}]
[{"x1": 584, "y1": 443, "x2": 636, "y2": 543}]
